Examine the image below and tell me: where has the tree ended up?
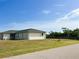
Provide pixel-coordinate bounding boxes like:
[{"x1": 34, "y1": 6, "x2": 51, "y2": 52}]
[
  {"x1": 46, "y1": 28, "x2": 79, "y2": 40},
  {"x1": 73, "y1": 28, "x2": 79, "y2": 39}
]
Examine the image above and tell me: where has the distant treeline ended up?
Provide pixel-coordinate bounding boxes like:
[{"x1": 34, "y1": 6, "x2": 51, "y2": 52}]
[{"x1": 46, "y1": 28, "x2": 79, "y2": 39}]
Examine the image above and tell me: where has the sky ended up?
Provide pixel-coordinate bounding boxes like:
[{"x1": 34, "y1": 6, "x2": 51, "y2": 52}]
[{"x1": 0, "y1": 0, "x2": 79, "y2": 32}]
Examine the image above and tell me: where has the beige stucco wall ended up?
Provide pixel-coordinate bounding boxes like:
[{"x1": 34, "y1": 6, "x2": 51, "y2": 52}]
[
  {"x1": 3, "y1": 34, "x2": 10, "y2": 40},
  {"x1": 28, "y1": 32, "x2": 46, "y2": 40}
]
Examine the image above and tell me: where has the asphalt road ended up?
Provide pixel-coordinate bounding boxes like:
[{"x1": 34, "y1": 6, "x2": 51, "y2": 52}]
[{"x1": 3, "y1": 44, "x2": 79, "y2": 59}]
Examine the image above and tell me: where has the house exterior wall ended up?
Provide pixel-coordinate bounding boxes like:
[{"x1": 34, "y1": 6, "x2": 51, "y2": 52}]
[
  {"x1": 15, "y1": 33, "x2": 28, "y2": 40},
  {"x1": 15, "y1": 33, "x2": 21, "y2": 39},
  {"x1": 15, "y1": 32, "x2": 46, "y2": 40},
  {"x1": 22, "y1": 33, "x2": 28, "y2": 39},
  {"x1": 3, "y1": 34, "x2": 10, "y2": 40},
  {"x1": 28, "y1": 32, "x2": 46, "y2": 40}
]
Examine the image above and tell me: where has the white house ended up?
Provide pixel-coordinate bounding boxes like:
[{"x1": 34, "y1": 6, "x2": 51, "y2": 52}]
[{"x1": 0, "y1": 29, "x2": 46, "y2": 40}]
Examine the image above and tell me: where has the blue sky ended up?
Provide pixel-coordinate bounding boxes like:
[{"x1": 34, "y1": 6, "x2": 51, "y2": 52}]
[{"x1": 0, "y1": 0, "x2": 79, "y2": 32}]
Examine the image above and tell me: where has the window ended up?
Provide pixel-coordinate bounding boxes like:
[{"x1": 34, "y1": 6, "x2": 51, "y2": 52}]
[{"x1": 42, "y1": 33, "x2": 44, "y2": 36}]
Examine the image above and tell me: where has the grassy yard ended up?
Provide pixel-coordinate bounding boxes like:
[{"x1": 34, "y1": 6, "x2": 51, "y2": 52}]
[{"x1": 0, "y1": 39, "x2": 79, "y2": 58}]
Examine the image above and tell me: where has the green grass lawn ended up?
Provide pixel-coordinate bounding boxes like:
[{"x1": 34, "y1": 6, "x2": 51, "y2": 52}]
[{"x1": 0, "y1": 39, "x2": 79, "y2": 58}]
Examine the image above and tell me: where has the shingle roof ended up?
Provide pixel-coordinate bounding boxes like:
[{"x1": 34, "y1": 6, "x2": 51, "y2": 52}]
[
  {"x1": 2, "y1": 30, "x2": 18, "y2": 34},
  {"x1": 2, "y1": 29, "x2": 46, "y2": 34},
  {"x1": 17, "y1": 28, "x2": 46, "y2": 33}
]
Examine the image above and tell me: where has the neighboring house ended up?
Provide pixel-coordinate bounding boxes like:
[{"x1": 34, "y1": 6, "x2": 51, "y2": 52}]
[{"x1": 0, "y1": 29, "x2": 46, "y2": 40}]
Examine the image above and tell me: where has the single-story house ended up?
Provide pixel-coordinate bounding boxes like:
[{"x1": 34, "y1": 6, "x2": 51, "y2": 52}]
[{"x1": 0, "y1": 29, "x2": 46, "y2": 40}]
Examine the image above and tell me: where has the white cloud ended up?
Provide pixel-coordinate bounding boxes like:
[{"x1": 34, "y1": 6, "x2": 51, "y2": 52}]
[
  {"x1": 41, "y1": 8, "x2": 79, "y2": 31},
  {"x1": 1, "y1": 8, "x2": 79, "y2": 32},
  {"x1": 42, "y1": 10, "x2": 51, "y2": 14},
  {"x1": 54, "y1": 8, "x2": 79, "y2": 30}
]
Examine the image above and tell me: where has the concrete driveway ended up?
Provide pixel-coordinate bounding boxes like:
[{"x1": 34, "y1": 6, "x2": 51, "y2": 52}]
[{"x1": 3, "y1": 44, "x2": 79, "y2": 59}]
